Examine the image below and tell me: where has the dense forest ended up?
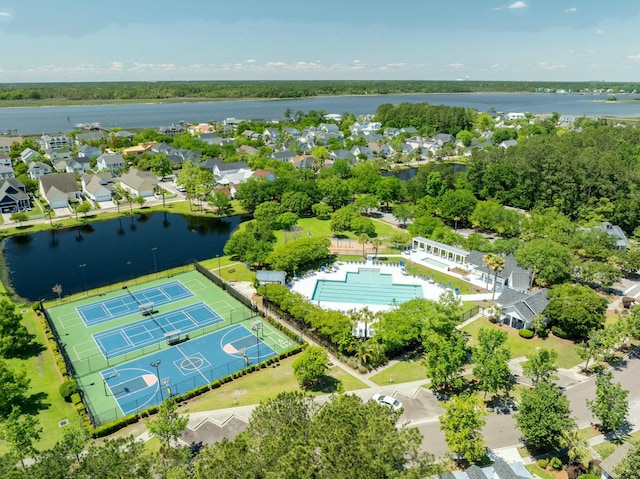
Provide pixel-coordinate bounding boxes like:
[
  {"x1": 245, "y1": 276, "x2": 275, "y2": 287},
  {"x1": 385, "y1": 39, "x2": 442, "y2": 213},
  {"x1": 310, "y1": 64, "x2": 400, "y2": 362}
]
[{"x1": 1, "y1": 80, "x2": 640, "y2": 103}]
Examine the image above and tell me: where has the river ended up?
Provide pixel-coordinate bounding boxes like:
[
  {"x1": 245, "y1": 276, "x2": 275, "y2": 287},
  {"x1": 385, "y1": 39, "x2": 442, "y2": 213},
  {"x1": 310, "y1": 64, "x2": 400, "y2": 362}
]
[
  {"x1": 2, "y1": 212, "x2": 244, "y2": 301},
  {"x1": 2, "y1": 93, "x2": 640, "y2": 136}
]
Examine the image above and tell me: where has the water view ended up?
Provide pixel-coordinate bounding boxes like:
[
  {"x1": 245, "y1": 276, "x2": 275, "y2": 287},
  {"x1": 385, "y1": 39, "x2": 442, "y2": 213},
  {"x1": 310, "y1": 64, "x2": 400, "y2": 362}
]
[{"x1": 2, "y1": 212, "x2": 244, "y2": 301}]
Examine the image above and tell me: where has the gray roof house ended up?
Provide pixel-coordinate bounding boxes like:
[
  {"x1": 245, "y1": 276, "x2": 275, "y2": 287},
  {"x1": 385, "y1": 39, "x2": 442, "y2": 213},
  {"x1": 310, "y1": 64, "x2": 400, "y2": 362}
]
[
  {"x1": 28, "y1": 161, "x2": 53, "y2": 180},
  {"x1": 77, "y1": 143, "x2": 101, "y2": 159},
  {"x1": 0, "y1": 164, "x2": 15, "y2": 179},
  {"x1": 0, "y1": 179, "x2": 29, "y2": 213},
  {"x1": 75, "y1": 131, "x2": 105, "y2": 144},
  {"x1": 20, "y1": 147, "x2": 40, "y2": 164},
  {"x1": 443, "y1": 459, "x2": 533, "y2": 479},
  {"x1": 466, "y1": 251, "x2": 532, "y2": 294},
  {"x1": 599, "y1": 441, "x2": 632, "y2": 479},
  {"x1": 596, "y1": 222, "x2": 629, "y2": 250},
  {"x1": 39, "y1": 172, "x2": 81, "y2": 209},
  {"x1": 119, "y1": 169, "x2": 158, "y2": 198},
  {"x1": 496, "y1": 287, "x2": 548, "y2": 330},
  {"x1": 270, "y1": 151, "x2": 297, "y2": 163},
  {"x1": 329, "y1": 149, "x2": 356, "y2": 164},
  {"x1": 256, "y1": 270, "x2": 287, "y2": 286},
  {"x1": 96, "y1": 152, "x2": 125, "y2": 173},
  {"x1": 82, "y1": 172, "x2": 114, "y2": 203}
]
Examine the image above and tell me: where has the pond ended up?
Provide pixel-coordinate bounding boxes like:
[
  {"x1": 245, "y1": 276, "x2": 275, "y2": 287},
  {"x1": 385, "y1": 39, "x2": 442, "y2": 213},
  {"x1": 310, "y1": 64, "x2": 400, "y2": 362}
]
[{"x1": 2, "y1": 212, "x2": 244, "y2": 301}]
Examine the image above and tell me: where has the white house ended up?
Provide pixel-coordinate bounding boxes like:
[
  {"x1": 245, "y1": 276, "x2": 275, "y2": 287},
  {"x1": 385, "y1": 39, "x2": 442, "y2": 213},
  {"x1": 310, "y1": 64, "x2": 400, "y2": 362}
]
[
  {"x1": 82, "y1": 172, "x2": 114, "y2": 203},
  {"x1": 118, "y1": 169, "x2": 157, "y2": 197},
  {"x1": 39, "y1": 172, "x2": 81, "y2": 209},
  {"x1": 96, "y1": 152, "x2": 125, "y2": 172},
  {"x1": 28, "y1": 161, "x2": 53, "y2": 180},
  {"x1": 495, "y1": 287, "x2": 548, "y2": 330}
]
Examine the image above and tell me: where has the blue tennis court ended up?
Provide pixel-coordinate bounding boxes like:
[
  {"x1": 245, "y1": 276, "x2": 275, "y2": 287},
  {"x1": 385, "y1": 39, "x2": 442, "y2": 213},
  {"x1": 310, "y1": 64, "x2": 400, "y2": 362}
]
[
  {"x1": 102, "y1": 324, "x2": 276, "y2": 416},
  {"x1": 93, "y1": 302, "x2": 223, "y2": 359},
  {"x1": 77, "y1": 281, "x2": 193, "y2": 326}
]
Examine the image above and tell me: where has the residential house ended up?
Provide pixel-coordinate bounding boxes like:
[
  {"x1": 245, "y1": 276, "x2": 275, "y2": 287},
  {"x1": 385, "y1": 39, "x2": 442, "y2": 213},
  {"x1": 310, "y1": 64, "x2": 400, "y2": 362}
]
[
  {"x1": 383, "y1": 127, "x2": 399, "y2": 137},
  {"x1": 441, "y1": 458, "x2": 533, "y2": 479},
  {"x1": 236, "y1": 145, "x2": 259, "y2": 156},
  {"x1": 44, "y1": 148, "x2": 72, "y2": 163},
  {"x1": 212, "y1": 161, "x2": 249, "y2": 180},
  {"x1": 187, "y1": 123, "x2": 213, "y2": 135},
  {"x1": 0, "y1": 153, "x2": 12, "y2": 166},
  {"x1": 39, "y1": 172, "x2": 81, "y2": 209},
  {"x1": 599, "y1": 442, "x2": 632, "y2": 479},
  {"x1": 0, "y1": 136, "x2": 23, "y2": 153},
  {"x1": 506, "y1": 112, "x2": 526, "y2": 120},
  {"x1": 270, "y1": 151, "x2": 297, "y2": 163},
  {"x1": 64, "y1": 157, "x2": 91, "y2": 175},
  {"x1": 96, "y1": 152, "x2": 125, "y2": 173},
  {"x1": 596, "y1": 222, "x2": 629, "y2": 250},
  {"x1": 119, "y1": 169, "x2": 158, "y2": 198},
  {"x1": 496, "y1": 287, "x2": 549, "y2": 330},
  {"x1": 0, "y1": 164, "x2": 14, "y2": 179},
  {"x1": 329, "y1": 149, "x2": 356, "y2": 164},
  {"x1": 110, "y1": 130, "x2": 136, "y2": 142},
  {"x1": 216, "y1": 168, "x2": 253, "y2": 186},
  {"x1": 82, "y1": 172, "x2": 114, "y2": 203},
  {"x1": 433, "y1": 133, "x2": 455, "y2": 146},
  {"x1": 158, "y1": 124, "x2": 185, "y2": 137},
  {"x1": 465, "y1": 251, "x2": 532, "y2": 294},
  {"x1": 320, "y1": 123, "x2": 340, "y2": 134},
  {"x1": 368, "y1": 142, "x2": 394, "y2": 158},
  {"x1": 242, "y1": 130, "x2": 263, "y2": 142},
  {"x1": 199, "y1": 133, "x2": 233, "y2": 146},
  {"x1": 323, "y1": 113, "x2": 342, "y2": 122},
  {"x1": 20, "y1": 147, "x2": 41, "y2": 164},
  {"x1": 122, "y1": 142, "x2": 157, "y2": 157},
  {"x1": 251, "y1": 169, "x2": 275, "y2": 181},
  {"x1": 0, "y1": 178, "x2": 30, "y2": 213},
  {"x1": 400, "y1": 127, "x2": 418, "y2": 135},
  {"x1": 75, "y1": 131, "x2": 105, "y2": 144},
  {"x1": 351, "y1": 145, "x2": 373, "y2": 160},
  {"x1": 28, "y1": 161, "x2": 53, "y2": 180},
  {"x1": 197, "y1": 158, "x2": 225, "y2": 173},
  {"x1": 291, "y1": 155, "x2": 315, "y2": 170},
  {"x1": 262, "y1": 128, "x2": 280, "y2": 143},
  {"x1": 499, "y1": 139, "x2": 518, "y2": 149},
  {"x1": 77, "y1": 143, "x2": 101, "y2": 159},
  {"x1": 39, "y1": 134, "x2": 73, "y2": 150}
]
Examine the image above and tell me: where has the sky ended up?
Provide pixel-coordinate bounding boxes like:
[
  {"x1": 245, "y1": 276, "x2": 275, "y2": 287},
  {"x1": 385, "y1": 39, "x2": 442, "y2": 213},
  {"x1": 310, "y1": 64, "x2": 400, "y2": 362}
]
[{"x1": 1, "y1": 1, "x2": 640, "y2": 83}]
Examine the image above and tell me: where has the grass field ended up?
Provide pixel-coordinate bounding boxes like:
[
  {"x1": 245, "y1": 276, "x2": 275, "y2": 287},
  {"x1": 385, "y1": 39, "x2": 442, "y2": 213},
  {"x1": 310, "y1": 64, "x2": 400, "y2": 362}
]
[
  {"x1": 369, "y1": 358, "x2": 425, "y2": 385},
  {"x1": 461, "y1": 316, "x2": 582, "y2": 368}
]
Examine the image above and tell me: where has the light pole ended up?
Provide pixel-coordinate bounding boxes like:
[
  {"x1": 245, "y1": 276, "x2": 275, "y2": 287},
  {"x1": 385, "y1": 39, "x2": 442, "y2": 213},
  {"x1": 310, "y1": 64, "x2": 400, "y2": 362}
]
[
  {"x1": 103, "y1": 370, "x2": 119, "y2": 396},
  {"x1": 151, "y1": 247, "x2": 158, "y2": 278},
  {"x1": 79, "y1": 263, "x2": 87, "y2": 296},
  {"x1": 150, "y1": 360, "x2": 163, "y2": 402},
  {"x1": 252, "y1": 321, "x2": 263, "y2": 365}
]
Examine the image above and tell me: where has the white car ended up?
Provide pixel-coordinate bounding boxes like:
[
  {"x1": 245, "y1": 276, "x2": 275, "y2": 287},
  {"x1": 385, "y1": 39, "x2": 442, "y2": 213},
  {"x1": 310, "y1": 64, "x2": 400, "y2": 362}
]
[{"x1": 371, "y1": 393, "x2": 403, "y2": 411}]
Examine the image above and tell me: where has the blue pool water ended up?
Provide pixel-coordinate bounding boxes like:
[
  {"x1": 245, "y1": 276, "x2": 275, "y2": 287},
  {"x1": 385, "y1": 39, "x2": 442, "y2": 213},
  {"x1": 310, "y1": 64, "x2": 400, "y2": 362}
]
[{"x1": 311, "y1": 269, "x2": 423, "y2": 306}]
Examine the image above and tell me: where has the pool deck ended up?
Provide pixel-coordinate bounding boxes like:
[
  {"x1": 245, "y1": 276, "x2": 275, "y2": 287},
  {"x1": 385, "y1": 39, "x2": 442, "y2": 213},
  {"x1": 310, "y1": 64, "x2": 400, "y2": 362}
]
[{"x1": 290, "y1": 259, "x2": 453, "y2": 313}]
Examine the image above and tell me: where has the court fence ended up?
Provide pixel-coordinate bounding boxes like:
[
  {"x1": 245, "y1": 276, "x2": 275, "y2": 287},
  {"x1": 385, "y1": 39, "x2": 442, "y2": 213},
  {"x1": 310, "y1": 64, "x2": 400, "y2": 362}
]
[{"x1": 193, "y1": 259, "x2": 256, "y2": 311}]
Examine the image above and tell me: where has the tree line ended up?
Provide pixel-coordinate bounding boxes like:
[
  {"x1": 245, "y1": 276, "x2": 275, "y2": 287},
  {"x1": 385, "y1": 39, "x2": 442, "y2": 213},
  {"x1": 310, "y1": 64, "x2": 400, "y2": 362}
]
[{"x1": 1, "y1": 80, "x2": 640, "y2": 103}]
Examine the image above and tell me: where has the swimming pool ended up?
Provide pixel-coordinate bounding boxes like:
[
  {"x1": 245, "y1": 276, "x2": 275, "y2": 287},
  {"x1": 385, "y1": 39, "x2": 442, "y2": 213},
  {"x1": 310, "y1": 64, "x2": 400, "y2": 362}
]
[{"x1": 311, "y1": 269, "x2": 423, "y2": 306}]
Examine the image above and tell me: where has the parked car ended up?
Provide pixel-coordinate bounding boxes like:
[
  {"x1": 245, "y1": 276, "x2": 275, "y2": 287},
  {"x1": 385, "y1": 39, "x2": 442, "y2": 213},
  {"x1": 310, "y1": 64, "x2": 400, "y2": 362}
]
[{"x1": 371, "y1": 393, "x2": 403, "y2": 411}]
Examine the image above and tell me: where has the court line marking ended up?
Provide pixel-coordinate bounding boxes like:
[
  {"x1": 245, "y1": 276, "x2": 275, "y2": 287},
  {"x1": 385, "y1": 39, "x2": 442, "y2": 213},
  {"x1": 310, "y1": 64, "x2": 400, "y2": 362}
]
[{"x1": 174, "y1": 345, "x2": 210, "y2": 385}]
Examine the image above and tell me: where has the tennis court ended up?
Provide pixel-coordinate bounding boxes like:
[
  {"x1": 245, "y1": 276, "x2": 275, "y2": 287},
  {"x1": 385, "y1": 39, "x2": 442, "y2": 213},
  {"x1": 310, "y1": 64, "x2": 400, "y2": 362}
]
[
  {"x1": 77, "y1": 281, "x2": 193, "y2": 327},
  {"x1": 101, "y1": 323, "x2": 277, "y2": 416},
  {"x1": 44, "y1": 269, "x2": 298, "y2": 426},
  {"x1": 93, "y1": 302, "x2": 223, "y2": 360}
]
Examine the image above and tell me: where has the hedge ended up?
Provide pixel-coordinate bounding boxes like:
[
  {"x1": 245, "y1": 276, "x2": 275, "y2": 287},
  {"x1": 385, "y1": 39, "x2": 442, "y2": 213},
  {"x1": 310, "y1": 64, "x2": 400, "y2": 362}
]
[{"x1": 519, "y1": 329, "x2": 534, "y2": 339}]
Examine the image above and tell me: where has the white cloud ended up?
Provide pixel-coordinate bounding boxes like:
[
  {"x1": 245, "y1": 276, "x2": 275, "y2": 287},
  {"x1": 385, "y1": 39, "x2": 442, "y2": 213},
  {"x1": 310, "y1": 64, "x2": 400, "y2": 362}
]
[
  {"x1": 508, "y1": 1, "x2": 527, "y2": 9},
  {"x1": 245, "y1": 59, "x2": 256, "y2": 63},
  {"x1": 110, "y1": 62, "x2": 124, "y2": 71},
  {"x1": 628, "y1": 54, "x2": 640, "y2": 61},
  {"x1": 595, "y1": 29, "x2": 605, "y2": 35},
  {"x1": 565, "y1": 7, "x2": 577, "y2": 13},
  {"x1": 0, "y1": 11, "x2": 11, "y2": 17},
  {"x1": 537, "y1": 62, "x2": 566, "y2": 70},
  {"x1": 447, "y1": 63, "x2": 465, "y2": 69}
]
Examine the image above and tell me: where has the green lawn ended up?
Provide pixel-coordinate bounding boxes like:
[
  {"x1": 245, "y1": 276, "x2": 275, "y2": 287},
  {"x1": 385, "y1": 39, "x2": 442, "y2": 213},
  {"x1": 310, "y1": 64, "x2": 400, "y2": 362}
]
[
  {"x1": 177, "y1": 356, "x2": 367, "y2": 414},
  {"x1": 460, "y1": 317, "x2": 582, "y2": 368},
  {"x1": 0, "y1": 306, "x2": 82, "y2": 453},
  {"x1": 526, "y1": 464, "x2": 557, "y2": 479},
  {"x1": 369, "y1": 359, "x2": 425, "y2": 385}
]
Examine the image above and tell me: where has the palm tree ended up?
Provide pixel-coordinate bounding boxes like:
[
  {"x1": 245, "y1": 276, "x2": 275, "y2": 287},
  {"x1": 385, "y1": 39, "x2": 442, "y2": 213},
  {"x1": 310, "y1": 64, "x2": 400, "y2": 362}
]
[
  {"x1": 371, "y1": 238, "x2": 383, "y2": 259},
  {"x1": 559, "y1": 427, "x2": 588, "y2": 468},
  {"x1": 358, "y1": 233, "x2": 370, "y2": 259},
  {"x1": 483, "y1": 253, "x2": 506, "y2": 301}
]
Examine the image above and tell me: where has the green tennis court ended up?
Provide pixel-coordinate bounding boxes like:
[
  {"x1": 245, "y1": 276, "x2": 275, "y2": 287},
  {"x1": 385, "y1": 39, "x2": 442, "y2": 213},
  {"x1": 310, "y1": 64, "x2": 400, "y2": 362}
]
[{"x1": 43, "y1": 268, "x2": 297, "y2": 425}]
